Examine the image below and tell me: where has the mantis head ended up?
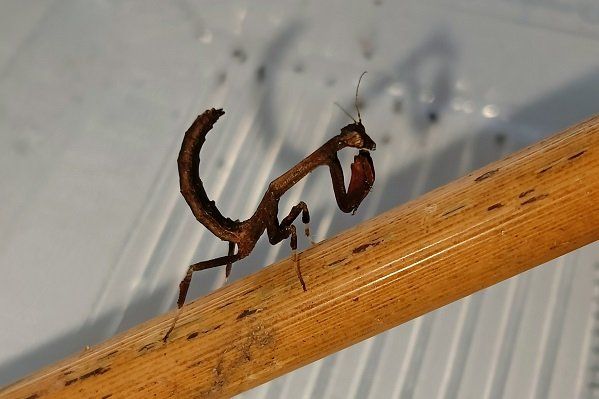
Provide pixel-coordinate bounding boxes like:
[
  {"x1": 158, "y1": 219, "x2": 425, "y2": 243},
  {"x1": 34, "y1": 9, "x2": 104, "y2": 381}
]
[
  {"x1": 339, "y1": 121, "x2": 376, "y2": 214},
  {"x1": 334, "y1": 71, "x2": 376, "y2": 214}
]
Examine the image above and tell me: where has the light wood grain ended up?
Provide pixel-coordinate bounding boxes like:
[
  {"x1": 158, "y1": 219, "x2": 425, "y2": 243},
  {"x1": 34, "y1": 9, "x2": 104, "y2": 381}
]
[{"x1": 2, "y1": 116, "x2": 599, "y2": 399}]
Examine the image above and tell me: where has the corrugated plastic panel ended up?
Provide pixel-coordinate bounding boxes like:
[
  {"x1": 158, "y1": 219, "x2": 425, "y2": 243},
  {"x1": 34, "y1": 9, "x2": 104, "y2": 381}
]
[{"x1": 1, "y1": 1, "x2": 598, "y2": 397}]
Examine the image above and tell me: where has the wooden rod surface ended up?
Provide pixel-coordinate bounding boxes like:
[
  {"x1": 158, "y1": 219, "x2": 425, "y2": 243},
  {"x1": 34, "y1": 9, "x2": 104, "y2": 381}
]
[{"x1": 2, "y1": 117, "x2": 599, "y2": 399}]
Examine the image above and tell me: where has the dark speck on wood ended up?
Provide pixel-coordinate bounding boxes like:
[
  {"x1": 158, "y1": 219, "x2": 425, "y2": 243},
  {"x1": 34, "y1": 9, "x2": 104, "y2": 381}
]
[
  {"x1": 187, "y1": 332, "x2": 199, "y2": 340},
  {"x1": 328, "y1": 259, "x2": 344, "y2": 268},
  {"x1": 202, "y1": 324, "x2": 223, "y2": 334},
  {"x1": 519, "y1": 189, "x2": 535, "y2": 198},
  {"x1": 80, "y1": 367, "x2": 110, "y2": 380},
  {"x1": 242, "y1": 287, "x2": 258, "y2": 296},
  {"x1": 442, "y1": 205, "x2": 465, "y2": 217},
  {"x1": 487, "y1": 203, "x2": 503, "y2": 211},
  {"x1": 353, "y1": 240, "x2": 381, "y2": 254},
  {"x1": 99, "y1": 350, "x2": 118, "y2": 360},
  {"x1": 474, "y1": 168, "x2": 499, "y2": 182},
  {"x1": 101, "y1": 395, "x2": 113, "y2": 399},
  {"x1": 237, "y1": 309, "x2": 259, "y2": 320},
  {"x1": 138, "y1": 343, "x2": 155, "y2": 353},
  {"x1": 217, "y1": 301, "x2": 234, "y2": 310},
  {"x1": 568, "y1": 150, "x2": 585, "y2": 160},
  {"x1": 521, "y1": 194, "x2": 549, "y2": 205},
  {"x1": 188, "y1": 360, "x2": 204, "y2": 369}
]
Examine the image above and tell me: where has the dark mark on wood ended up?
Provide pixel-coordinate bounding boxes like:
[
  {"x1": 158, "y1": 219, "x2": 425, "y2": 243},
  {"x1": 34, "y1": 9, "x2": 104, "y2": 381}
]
[
  {"x1": 353, "y1": 240, "x2": 382, "y2": 254},
  {"x1": 568, "y1": 150, "x2": 585, "y2": 160},
  {"x1": 519, "y1": 189, "x2": 535, "y2": 198},
  {"x1": 25, "y1": 394, "x2": 40, "y2": 399},
  {"x1": 539, "y1": 165, "x2": 552, "y2": 174},
  {"x1": 188, "y1": 359, "x2": 204, "y2": 368},
  {"x1": 474, "y1": 168, "x2": 498, "y2": 182},
  {"x1": 202, "y1": 324, "x2": 223, "y2": 334},
  {"x1": 64, "y1": 378, "x2": 77, "y2": 386},
  {"x1": 101, "y1": 395, "x2": 113, "y2": 399},
  {"x1": 197, "y1": 355, "x2": 226, "y2": 397},
  {"x1": 237, "y1": 309, "x2": 259, "y2": 320},
  {"x1": 80, "y1": 367, "x2": 110, "y2": 380},
  {"x1": 521, "y1": 194, "x2": 549, "y2": 205},
  {"x1": 99, "y1": 350, "x2": 118, "y2": 360},
  {"x1": 63, "y1": 370, "x2": 74, "y2": 375},
  {"x1": 442, "y1": 205, "x2": 465, "y2": 217},
  {"x1": 217, "y1": 301, "x2": 234, "y2": 310},
  {"x1": 353, "y1": 297, "x2": 360, "y2": 302},
  {"x1": 328, "y1": 259, "x2": 344, "y2": 267},
  {"x1": 187, "y1": 332, "x2": 199, "y2": 340},
  {"x1": 353, "y1": 243, "x2": 371, "y2": 253},
  {"x1": 487, "y1": 203, "x2": 503, "y2": 211},
  {"x1": 138, "y1": 343, "x2": 155, "y2": 353},
  {"x1": 242, "y1": 287, "x2": 258, "y2": 296}
]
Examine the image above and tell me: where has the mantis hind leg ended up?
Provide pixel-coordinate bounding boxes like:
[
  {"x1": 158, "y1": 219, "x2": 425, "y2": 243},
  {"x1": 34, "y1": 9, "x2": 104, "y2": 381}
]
[
  {"x1": 224, "y1": 241, "x2": 236, "y2": 284},
  {"x1": 177, "y1": 250, "x2": 240, "y2": 308},
  {"x1": 163, "y1": 248, "x2": 240, "y2": 341}
]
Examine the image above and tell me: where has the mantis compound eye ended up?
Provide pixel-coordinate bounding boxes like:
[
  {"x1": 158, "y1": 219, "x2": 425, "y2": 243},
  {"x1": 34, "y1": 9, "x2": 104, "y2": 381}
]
[{"x1": 347, "y1": 149, "x2": 376, "y2": 214}]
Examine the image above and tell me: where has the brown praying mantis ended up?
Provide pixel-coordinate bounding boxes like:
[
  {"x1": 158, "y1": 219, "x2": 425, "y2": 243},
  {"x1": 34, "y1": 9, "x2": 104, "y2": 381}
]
[{"x1": 164, "y1": 73, "x2": 376, "y2": 341}]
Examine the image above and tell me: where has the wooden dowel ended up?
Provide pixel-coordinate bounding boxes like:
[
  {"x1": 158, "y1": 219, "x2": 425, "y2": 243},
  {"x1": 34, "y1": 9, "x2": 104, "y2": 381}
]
[{"x1": 2, "y1": 117, "x2": 599, "y2": 399}]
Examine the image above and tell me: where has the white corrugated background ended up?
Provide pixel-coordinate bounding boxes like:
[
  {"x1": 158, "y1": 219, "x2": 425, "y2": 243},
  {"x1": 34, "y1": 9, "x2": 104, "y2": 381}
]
[{"x1": 1, "y1": 1, "x2": 598, "y2": 397}]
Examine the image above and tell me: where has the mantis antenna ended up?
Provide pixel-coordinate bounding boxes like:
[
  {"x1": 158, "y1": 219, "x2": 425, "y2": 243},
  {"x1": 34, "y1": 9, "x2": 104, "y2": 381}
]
[
  {"x1": 356, "y1": 71, "x2": 367, "y2": 123},
  {"x1": 334, "y1": 102, "x2": 357, "y2": 123},
  {"x1": 334, "y1": 71, "x2": 367, "y2": 124}
]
